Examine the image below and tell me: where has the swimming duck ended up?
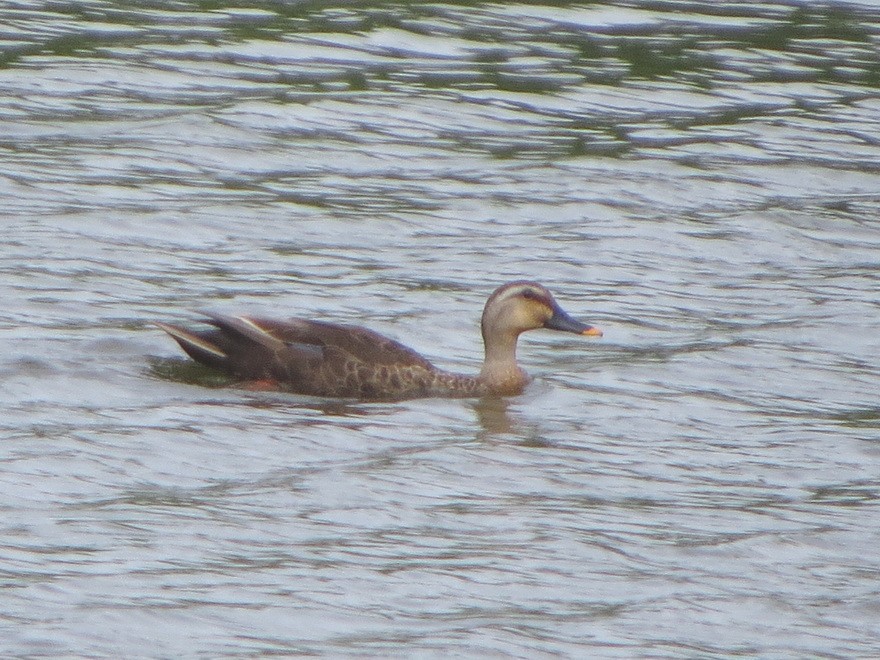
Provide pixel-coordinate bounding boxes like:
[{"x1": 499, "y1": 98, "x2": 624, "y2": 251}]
[{"x1": 156, "y1": 281, "x2": 602, "y2": 400}]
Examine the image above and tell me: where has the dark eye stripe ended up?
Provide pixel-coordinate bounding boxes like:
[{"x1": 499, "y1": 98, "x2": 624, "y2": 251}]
[{"x1": 520, "y1": 288, "x2": 551, "y2": 306}]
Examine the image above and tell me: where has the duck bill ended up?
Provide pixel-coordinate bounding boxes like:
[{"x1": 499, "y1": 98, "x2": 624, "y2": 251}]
[{"x1": 545, "y1": 305, "x2": 603, "y2": 337}]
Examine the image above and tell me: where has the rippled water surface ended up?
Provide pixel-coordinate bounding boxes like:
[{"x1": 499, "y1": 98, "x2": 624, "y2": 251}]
[{"x1": 2, "y1": 0, "x2": 879, "y2": 656}]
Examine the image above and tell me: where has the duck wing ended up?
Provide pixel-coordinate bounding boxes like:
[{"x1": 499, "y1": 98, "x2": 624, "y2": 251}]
[{"x1": 158, "y1": 313, "x2": 437, "y2": 397}]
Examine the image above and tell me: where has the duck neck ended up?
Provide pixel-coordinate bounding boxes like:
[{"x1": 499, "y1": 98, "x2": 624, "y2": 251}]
[{"x1": 479, "y1": 329, "x2": 527, "y2": 393}]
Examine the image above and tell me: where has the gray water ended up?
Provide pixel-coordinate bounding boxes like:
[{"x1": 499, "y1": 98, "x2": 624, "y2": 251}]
[{"x1": 2, "y1": 1, "x2": 880, "y2": 657}]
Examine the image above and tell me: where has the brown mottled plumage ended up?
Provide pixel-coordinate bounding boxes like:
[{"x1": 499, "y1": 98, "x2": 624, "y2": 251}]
[{"x1": 156, "y1": 281, "x2": 602, "y2": 400}]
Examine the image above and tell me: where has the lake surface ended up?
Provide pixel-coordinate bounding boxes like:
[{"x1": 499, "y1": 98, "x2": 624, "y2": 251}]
[{"x1": 2, "y1": 0, "x2": 879, "y2": 656}]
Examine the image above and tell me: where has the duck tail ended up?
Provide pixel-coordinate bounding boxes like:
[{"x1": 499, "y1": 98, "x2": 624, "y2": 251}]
[{"x1": 155, "y1": 321, "x2": 229, "y2": 371}]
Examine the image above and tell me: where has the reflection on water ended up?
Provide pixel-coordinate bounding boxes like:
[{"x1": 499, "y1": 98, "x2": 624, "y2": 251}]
[
  {"x1": 473, "y1": 396, "x2": 516, "y2": 437},
  {"x1": 146, "y1": 355, "x2": 236, "y2": 388},
  {"x1": 1, "y1": 1, "x2": 880, "y2": 657}
]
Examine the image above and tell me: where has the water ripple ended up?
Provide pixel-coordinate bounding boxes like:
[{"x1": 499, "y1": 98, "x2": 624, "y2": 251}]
[{"x1": 1, "y1": 1, "x2": 879, "y2": 657}]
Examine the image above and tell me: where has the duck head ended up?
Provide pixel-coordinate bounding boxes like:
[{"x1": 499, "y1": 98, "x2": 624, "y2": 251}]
[{"x1": 481, "y1": 281, "x2": 602, "y2": 343}]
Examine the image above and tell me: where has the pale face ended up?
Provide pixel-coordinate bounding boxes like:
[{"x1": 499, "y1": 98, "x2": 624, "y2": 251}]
[{"x1": 490, "y1": 283, "x2": 556, "y2": 332}]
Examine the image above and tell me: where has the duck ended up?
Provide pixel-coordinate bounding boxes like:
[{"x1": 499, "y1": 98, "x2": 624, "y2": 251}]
[{"x1": 156, "y1": 280, "x2": 602, "y2": 400}]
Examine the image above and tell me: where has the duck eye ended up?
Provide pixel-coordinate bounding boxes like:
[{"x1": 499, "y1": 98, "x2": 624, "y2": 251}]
[{"x1": 520, "y1": 288, "x2": 548, "y2": 305}]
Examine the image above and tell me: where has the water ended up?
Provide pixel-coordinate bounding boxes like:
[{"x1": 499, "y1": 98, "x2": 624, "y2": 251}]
[{"x1": 2, "y1": 1, "x2": 879, "y2": 656}]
